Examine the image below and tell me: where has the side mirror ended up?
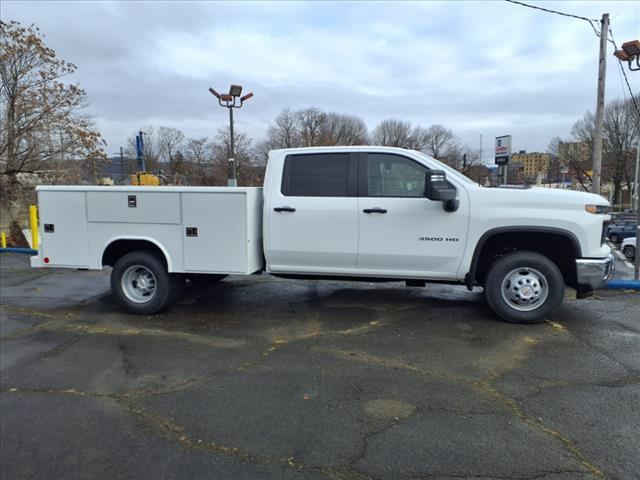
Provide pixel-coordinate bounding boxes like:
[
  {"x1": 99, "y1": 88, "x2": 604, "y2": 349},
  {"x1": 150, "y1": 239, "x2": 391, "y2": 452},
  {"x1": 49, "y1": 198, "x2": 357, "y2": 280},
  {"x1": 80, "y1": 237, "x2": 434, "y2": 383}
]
[{"x1": 424, "y1": 170, "x2": 459, "y2": 212}]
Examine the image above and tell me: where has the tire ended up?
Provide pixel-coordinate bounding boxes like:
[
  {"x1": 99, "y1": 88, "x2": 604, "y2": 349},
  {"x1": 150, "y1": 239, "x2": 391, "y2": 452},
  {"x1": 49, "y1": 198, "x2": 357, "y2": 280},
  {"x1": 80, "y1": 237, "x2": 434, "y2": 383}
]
[
  {"x1": 609, "y1": 234, "x2": 619, "y2": 243},
  {"x1": 111, "y1": 251, "x2": 181, "y2": 315},
  {"x1": 484, "y1": 251, "x2": 564, "y2": 324},
  {"x1": 623, "y1": 245, "x2": 635, "y2": 259}
]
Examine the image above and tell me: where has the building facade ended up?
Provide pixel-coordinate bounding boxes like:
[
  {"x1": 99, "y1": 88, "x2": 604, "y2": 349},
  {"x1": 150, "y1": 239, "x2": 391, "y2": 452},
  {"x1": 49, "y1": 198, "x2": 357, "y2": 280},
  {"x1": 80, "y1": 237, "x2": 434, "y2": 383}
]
[{"x1": 511, "y1": 151, "x2": 551, "y2": 180}]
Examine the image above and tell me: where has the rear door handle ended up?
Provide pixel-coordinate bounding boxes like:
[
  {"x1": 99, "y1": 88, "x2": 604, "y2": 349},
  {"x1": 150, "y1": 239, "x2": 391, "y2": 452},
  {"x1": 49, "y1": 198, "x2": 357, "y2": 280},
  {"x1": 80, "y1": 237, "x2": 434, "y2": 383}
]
[
  {"x1": 274, "y1": 206, "x2": 296, "y2": 212},
  {"x1": 363, "y1": 208, "x2": 387, "y2": 214}
]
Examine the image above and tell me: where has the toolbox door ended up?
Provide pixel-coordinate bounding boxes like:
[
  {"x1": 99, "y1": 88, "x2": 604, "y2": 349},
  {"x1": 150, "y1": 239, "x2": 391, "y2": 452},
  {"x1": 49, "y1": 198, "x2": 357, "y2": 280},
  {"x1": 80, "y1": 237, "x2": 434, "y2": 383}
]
[{"x1": 182, "y1": 192, "x2": 247, "y2": 273}]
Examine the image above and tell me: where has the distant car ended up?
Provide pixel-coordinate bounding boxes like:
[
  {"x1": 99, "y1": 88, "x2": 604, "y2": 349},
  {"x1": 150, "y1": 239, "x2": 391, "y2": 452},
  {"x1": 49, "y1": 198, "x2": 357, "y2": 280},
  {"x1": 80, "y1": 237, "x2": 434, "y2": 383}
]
[
  {"x1": 621, "y1": 237, "x2": 636, "y2": 260},
  {"x1": 606, "y1": 220, "x2": 636, "y2": 235},
  {"x1": 610, "y1": 213, "x2": 637, "y2": 224},
  {"x1": 608, "y1": 223, "x2": 637, "y2": 243}
]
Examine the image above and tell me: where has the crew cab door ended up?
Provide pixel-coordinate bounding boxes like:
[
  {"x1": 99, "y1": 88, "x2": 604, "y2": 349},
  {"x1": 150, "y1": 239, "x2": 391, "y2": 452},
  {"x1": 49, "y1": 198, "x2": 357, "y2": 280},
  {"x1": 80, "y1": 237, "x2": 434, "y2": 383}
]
[
  {"x1": 266, "y1": 152, "x2": 359, "y2": 273},
  {"x1": 356, "y1": 152, "x2": 469, "y2": 279}
]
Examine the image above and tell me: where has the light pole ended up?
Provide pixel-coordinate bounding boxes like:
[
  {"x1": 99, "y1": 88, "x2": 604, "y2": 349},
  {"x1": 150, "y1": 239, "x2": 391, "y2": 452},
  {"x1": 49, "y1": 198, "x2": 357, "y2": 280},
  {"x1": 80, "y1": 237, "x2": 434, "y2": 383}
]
[
  {"x1": 209, "y1": 84, "x2": 253, "y2": 187},
  {"x1": 613, "y1": 39, "x2": 640, "y2": 280}
]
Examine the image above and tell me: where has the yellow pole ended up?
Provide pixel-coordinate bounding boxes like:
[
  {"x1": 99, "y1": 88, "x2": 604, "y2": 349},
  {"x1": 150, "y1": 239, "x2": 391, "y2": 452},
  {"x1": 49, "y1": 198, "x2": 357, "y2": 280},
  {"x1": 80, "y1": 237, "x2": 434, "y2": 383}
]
[
  {"x1": 29, "y1": 205, "x2": 39, "y2": 250},
  {"x1": 1, "y1": 231, "x2": 6, "y2": 248}
]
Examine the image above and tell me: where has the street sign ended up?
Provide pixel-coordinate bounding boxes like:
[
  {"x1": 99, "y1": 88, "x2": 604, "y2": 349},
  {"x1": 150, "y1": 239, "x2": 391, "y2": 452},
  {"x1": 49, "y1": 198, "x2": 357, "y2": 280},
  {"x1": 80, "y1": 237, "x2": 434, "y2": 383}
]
[{"x1": 495, "y1": 135, "x2": 512, "y2": 165}]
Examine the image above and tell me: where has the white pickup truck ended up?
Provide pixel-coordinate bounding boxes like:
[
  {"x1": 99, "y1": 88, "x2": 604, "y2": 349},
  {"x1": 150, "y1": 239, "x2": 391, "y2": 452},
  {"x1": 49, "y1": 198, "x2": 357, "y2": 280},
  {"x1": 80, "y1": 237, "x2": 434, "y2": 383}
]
[{"x1": 31, "y1": 146, "x2": 614, "y2": 323}]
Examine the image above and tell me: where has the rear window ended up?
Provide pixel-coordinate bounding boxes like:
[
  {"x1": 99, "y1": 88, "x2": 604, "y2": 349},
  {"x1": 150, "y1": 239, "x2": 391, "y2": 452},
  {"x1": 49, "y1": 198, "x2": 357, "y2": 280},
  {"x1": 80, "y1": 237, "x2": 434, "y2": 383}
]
[{"x1": 282, "y1": 153, "x2": 350, "y2": 197}]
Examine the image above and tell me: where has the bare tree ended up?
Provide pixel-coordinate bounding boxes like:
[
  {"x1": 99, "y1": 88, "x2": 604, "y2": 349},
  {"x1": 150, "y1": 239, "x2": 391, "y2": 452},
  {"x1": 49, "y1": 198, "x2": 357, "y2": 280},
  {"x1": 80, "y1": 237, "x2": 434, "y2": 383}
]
[
  {"x1": 157, "y1": 126, "x2": 185, "y2": 174},
  {"x1": 568, "y1": 99, "x2": 639, "y2": 202},
  {"x1": 266, "y1": 108, "x2": 300, "y2": 149},
  {"x1": 319, "y1": 112, "x2": 368, "y2": 145},
  {"x1": 209, "y1": 127, "x2": 257, "y2": 185},
  {"x1": 296, "y1": 108, "x2": 326, "y2": 147},
  {"x1": 602, "y1": 99, "x2": 639, "y2": 205},
  {"x1": 422, "y1": 124, "x2": 456, "y2": 160},
  {"x1": 185, "y1": 137, "x2": 210, "y2": 165},
  {"x1": 1, "y1": 20, "x2": 105, "y2": 196},
  {"x1": 372, "y1": 119, "x2": 420, "y2": 149}
]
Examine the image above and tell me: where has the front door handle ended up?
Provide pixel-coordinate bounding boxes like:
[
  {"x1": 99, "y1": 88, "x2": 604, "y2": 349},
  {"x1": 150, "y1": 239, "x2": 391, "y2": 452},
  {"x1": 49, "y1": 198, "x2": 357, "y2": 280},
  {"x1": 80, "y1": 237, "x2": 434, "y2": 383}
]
[
  {"x1": 274, "y1": 206, "x2": 296, "y2": 212},
  {"x1": 363, "y1": 208, "x2": 387, "y2": 214}
]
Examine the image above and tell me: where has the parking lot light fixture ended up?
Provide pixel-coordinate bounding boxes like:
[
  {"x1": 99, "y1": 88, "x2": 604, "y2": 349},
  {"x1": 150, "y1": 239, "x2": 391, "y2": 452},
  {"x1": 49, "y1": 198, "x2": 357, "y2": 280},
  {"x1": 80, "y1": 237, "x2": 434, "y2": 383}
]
[
  {"x1": 209, "y1": 84, "x2": 254, "y2": 187},
  {"x1": 229, "y1": 84, "x2": 243, "y2": 97},
  {"x1": 614, "y1": 49, "x2": 630, "y2": 61},
  {"x1": 622, "y1": 40, "x2": 640, "y2": 57}
]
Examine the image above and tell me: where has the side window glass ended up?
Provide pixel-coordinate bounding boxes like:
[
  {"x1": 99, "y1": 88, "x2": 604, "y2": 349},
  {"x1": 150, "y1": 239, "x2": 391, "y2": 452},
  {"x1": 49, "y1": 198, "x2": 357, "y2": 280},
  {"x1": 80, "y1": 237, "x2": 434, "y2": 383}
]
[
  {"x1": 282, "y1": 153, "x2": 350, "y2": 197},
  {"x1": 366, "y1": 154, "x2": 426, "y2": 197}
]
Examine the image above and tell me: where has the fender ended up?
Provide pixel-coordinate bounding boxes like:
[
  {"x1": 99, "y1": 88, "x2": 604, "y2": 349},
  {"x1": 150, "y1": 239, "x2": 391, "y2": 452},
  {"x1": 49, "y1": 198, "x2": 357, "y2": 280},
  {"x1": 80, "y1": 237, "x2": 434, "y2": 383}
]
[
  {"x1": 99, "y1": 236, "x2": 174, "y2": 272},
  {"x1": 465, "y1": 226, "x2": 582, "y2": 290}
]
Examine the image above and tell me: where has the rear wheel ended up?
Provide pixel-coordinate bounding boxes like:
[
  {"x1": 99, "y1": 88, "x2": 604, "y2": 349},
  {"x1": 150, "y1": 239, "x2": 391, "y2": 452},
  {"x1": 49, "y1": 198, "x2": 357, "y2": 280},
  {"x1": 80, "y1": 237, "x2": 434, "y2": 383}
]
[
  {"x1": 484, "y1": 251, "x2": 564, "y2": 324},
  {"x1": 111, "y1": 251, "x2": 181, "y2": 314},
  {"x1": 609, "y1": 233, "x2": 619, "y2": 243},
  {"x1": 623, "y1": 245, "x2": 635, "y2": 259}
]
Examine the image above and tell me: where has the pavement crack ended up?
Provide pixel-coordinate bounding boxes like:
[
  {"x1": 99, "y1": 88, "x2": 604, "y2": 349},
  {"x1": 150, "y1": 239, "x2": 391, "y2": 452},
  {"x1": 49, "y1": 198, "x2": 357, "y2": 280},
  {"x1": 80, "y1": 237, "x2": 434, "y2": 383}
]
[
  {"x1": 1, "y1": 378, "x2": 203, "y2": 401},
  {"x1": 38, "y1": 335, "x2": 82, "y2": 361},
  {"x1": 119, "y1": 399, "x2": 378, "y2": 480},
  {"x1": 315, "y1": 348, "x2": 608, "y2": 480},
  {"x1": 234, "y1": 319, "x2": 385, "y2": 373},
  {"x1": 409, "y1": 470, "x2": 595, "y2": 479}
]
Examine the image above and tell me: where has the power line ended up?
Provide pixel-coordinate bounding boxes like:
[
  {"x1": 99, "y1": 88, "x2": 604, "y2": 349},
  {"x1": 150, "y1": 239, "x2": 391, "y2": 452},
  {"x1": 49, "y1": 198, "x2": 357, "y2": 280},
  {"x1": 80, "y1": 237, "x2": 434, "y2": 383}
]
[
  {"x1": 609, "y1": 28, "x2": 640, "y2": 122},
  {"x1": 504, "y1": 0, "x2": 601, "y2": 37}
]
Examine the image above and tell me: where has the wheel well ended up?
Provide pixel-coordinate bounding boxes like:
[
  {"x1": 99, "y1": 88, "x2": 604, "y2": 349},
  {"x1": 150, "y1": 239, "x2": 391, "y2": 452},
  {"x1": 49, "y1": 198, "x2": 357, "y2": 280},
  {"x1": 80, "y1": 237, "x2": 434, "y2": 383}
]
[
  {"x1": 471, "y1": 231, "x2": 579, "y2": 287},
  {"x1": 102, "y1": 240, "x2": 168, "y2": 269}
]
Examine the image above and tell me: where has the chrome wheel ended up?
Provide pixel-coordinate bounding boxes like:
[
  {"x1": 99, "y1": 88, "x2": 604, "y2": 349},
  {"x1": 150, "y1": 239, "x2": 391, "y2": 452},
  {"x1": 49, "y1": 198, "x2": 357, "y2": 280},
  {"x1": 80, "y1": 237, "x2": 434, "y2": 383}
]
[
  {"x1": 121, "y1": 264, "x2": 157, "y2": 304},
  {"x1": 500, "y1": 267, "x2": 549, "y2": 312}
]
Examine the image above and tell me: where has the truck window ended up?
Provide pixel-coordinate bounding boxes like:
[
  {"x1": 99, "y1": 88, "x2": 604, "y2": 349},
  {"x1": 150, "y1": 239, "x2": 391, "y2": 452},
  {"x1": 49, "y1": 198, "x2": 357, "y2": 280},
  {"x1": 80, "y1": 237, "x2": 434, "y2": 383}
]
[
  {"x1": 282, "y1": 153, "x2": 351, "y2": 197},
  {"x1": 366, "y1": 153, "x2": 426, "y2": 197}
]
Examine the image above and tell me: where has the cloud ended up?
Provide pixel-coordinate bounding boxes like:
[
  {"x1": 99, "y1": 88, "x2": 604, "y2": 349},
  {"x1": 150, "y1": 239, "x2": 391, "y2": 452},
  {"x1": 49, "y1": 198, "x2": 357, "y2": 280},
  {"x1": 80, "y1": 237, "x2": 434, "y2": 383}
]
[{"x1": 3, "y1": 0, "x2": 638, "y2": 160}]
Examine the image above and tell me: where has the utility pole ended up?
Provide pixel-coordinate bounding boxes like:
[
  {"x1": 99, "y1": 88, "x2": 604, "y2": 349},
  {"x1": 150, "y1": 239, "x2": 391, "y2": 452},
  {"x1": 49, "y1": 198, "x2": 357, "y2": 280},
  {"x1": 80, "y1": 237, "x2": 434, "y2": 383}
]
[
  {"x1": 591, "y1": 13, "x2": 609, "y2": 195},
  {"x1": 119, "y1": 146, "x2": 124, "y2": 177}
]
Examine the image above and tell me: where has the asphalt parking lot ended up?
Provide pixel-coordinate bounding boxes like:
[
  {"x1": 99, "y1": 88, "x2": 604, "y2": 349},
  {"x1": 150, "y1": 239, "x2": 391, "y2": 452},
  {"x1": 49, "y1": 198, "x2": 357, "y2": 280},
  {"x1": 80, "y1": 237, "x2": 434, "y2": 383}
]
[{"x1": 1, "y1": 253, "x2": 639, "y2": 480}]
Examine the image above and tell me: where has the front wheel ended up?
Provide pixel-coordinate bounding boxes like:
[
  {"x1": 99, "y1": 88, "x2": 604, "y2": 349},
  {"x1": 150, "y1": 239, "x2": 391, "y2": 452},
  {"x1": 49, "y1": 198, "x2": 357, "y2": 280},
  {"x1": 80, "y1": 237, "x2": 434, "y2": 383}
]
[
  {"x1": 484, "y1": 251, "x2": 564, "y2": 324},
  {"x1": 609, "y1": 234, "x2": 619, "y2": 243},
  {"x1": 623, "y1": 245, "x2": 635, "y2": 259},
  {"x1": 111, "y1": 251, "x2": 181, "y2": 314}
]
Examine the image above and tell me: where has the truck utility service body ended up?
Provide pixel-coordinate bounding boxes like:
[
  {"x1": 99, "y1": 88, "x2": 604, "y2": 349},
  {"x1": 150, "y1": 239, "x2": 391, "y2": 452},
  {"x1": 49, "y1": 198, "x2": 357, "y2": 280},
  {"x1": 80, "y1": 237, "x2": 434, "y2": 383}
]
[{"x1": 31, "y1": 146, "x2": 614, "y2": 323}]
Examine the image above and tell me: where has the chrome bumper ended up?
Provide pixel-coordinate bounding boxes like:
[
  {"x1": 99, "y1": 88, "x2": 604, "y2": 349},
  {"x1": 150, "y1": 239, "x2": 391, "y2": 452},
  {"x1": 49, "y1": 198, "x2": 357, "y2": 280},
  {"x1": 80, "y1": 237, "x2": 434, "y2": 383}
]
[{"x1": 576, "y1": 254, "x2": 615, "y2": 290}]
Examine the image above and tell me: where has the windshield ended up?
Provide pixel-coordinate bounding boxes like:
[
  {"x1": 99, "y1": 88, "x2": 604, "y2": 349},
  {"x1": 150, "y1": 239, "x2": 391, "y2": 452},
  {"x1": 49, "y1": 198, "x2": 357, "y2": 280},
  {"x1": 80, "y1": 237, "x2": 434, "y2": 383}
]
[{"x1": 413, "y1": 151, "x2": 478, "y2": 186}]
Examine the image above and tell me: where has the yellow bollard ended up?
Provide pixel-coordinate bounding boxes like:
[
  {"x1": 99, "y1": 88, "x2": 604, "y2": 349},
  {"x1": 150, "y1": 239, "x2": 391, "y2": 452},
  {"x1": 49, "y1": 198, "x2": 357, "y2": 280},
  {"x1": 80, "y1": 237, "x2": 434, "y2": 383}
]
[
  {"x1": 29, "y1": 205, "x2": 39, "y2": 250},
  {"x1": 1, "y1": 231, "x2": 6, "y2": 248}
]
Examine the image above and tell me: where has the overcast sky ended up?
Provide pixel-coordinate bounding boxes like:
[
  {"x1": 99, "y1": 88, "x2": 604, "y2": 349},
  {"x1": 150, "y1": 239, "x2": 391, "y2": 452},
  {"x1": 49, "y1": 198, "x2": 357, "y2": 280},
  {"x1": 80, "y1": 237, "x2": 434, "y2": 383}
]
[{"x1": 3, "y1": 1, "x2": 639, "y2": 162}]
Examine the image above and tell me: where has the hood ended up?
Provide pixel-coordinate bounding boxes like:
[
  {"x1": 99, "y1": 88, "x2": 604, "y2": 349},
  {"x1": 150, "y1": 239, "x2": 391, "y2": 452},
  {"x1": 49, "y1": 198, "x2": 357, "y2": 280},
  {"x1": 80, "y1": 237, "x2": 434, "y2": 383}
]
[{"x1": 477, "y1": 185, "x2": 609, "y2": 207}]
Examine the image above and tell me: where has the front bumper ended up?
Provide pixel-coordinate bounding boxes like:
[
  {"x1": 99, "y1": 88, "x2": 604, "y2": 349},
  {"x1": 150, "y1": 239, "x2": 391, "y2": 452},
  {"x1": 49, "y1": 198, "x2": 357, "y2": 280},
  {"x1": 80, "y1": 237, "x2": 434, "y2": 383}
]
[{"x1": 575, "y1": 254, "x2": 615, "y2": 290}]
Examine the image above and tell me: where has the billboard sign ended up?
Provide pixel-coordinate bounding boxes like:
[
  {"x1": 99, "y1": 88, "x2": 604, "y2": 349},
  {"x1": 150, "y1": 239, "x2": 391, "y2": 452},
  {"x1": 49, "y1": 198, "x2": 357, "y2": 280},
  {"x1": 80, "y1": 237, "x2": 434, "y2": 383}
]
[{"x1": 495, "y1": 135, "x2": 512, "y2": 165}]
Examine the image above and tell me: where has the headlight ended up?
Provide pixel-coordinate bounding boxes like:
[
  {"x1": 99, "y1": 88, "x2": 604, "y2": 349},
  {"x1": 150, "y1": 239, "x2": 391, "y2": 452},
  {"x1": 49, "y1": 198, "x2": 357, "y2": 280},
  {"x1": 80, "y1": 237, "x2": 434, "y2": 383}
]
[{"x1": 585, "y1": 204, "x2": 609, "y2": 214}]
